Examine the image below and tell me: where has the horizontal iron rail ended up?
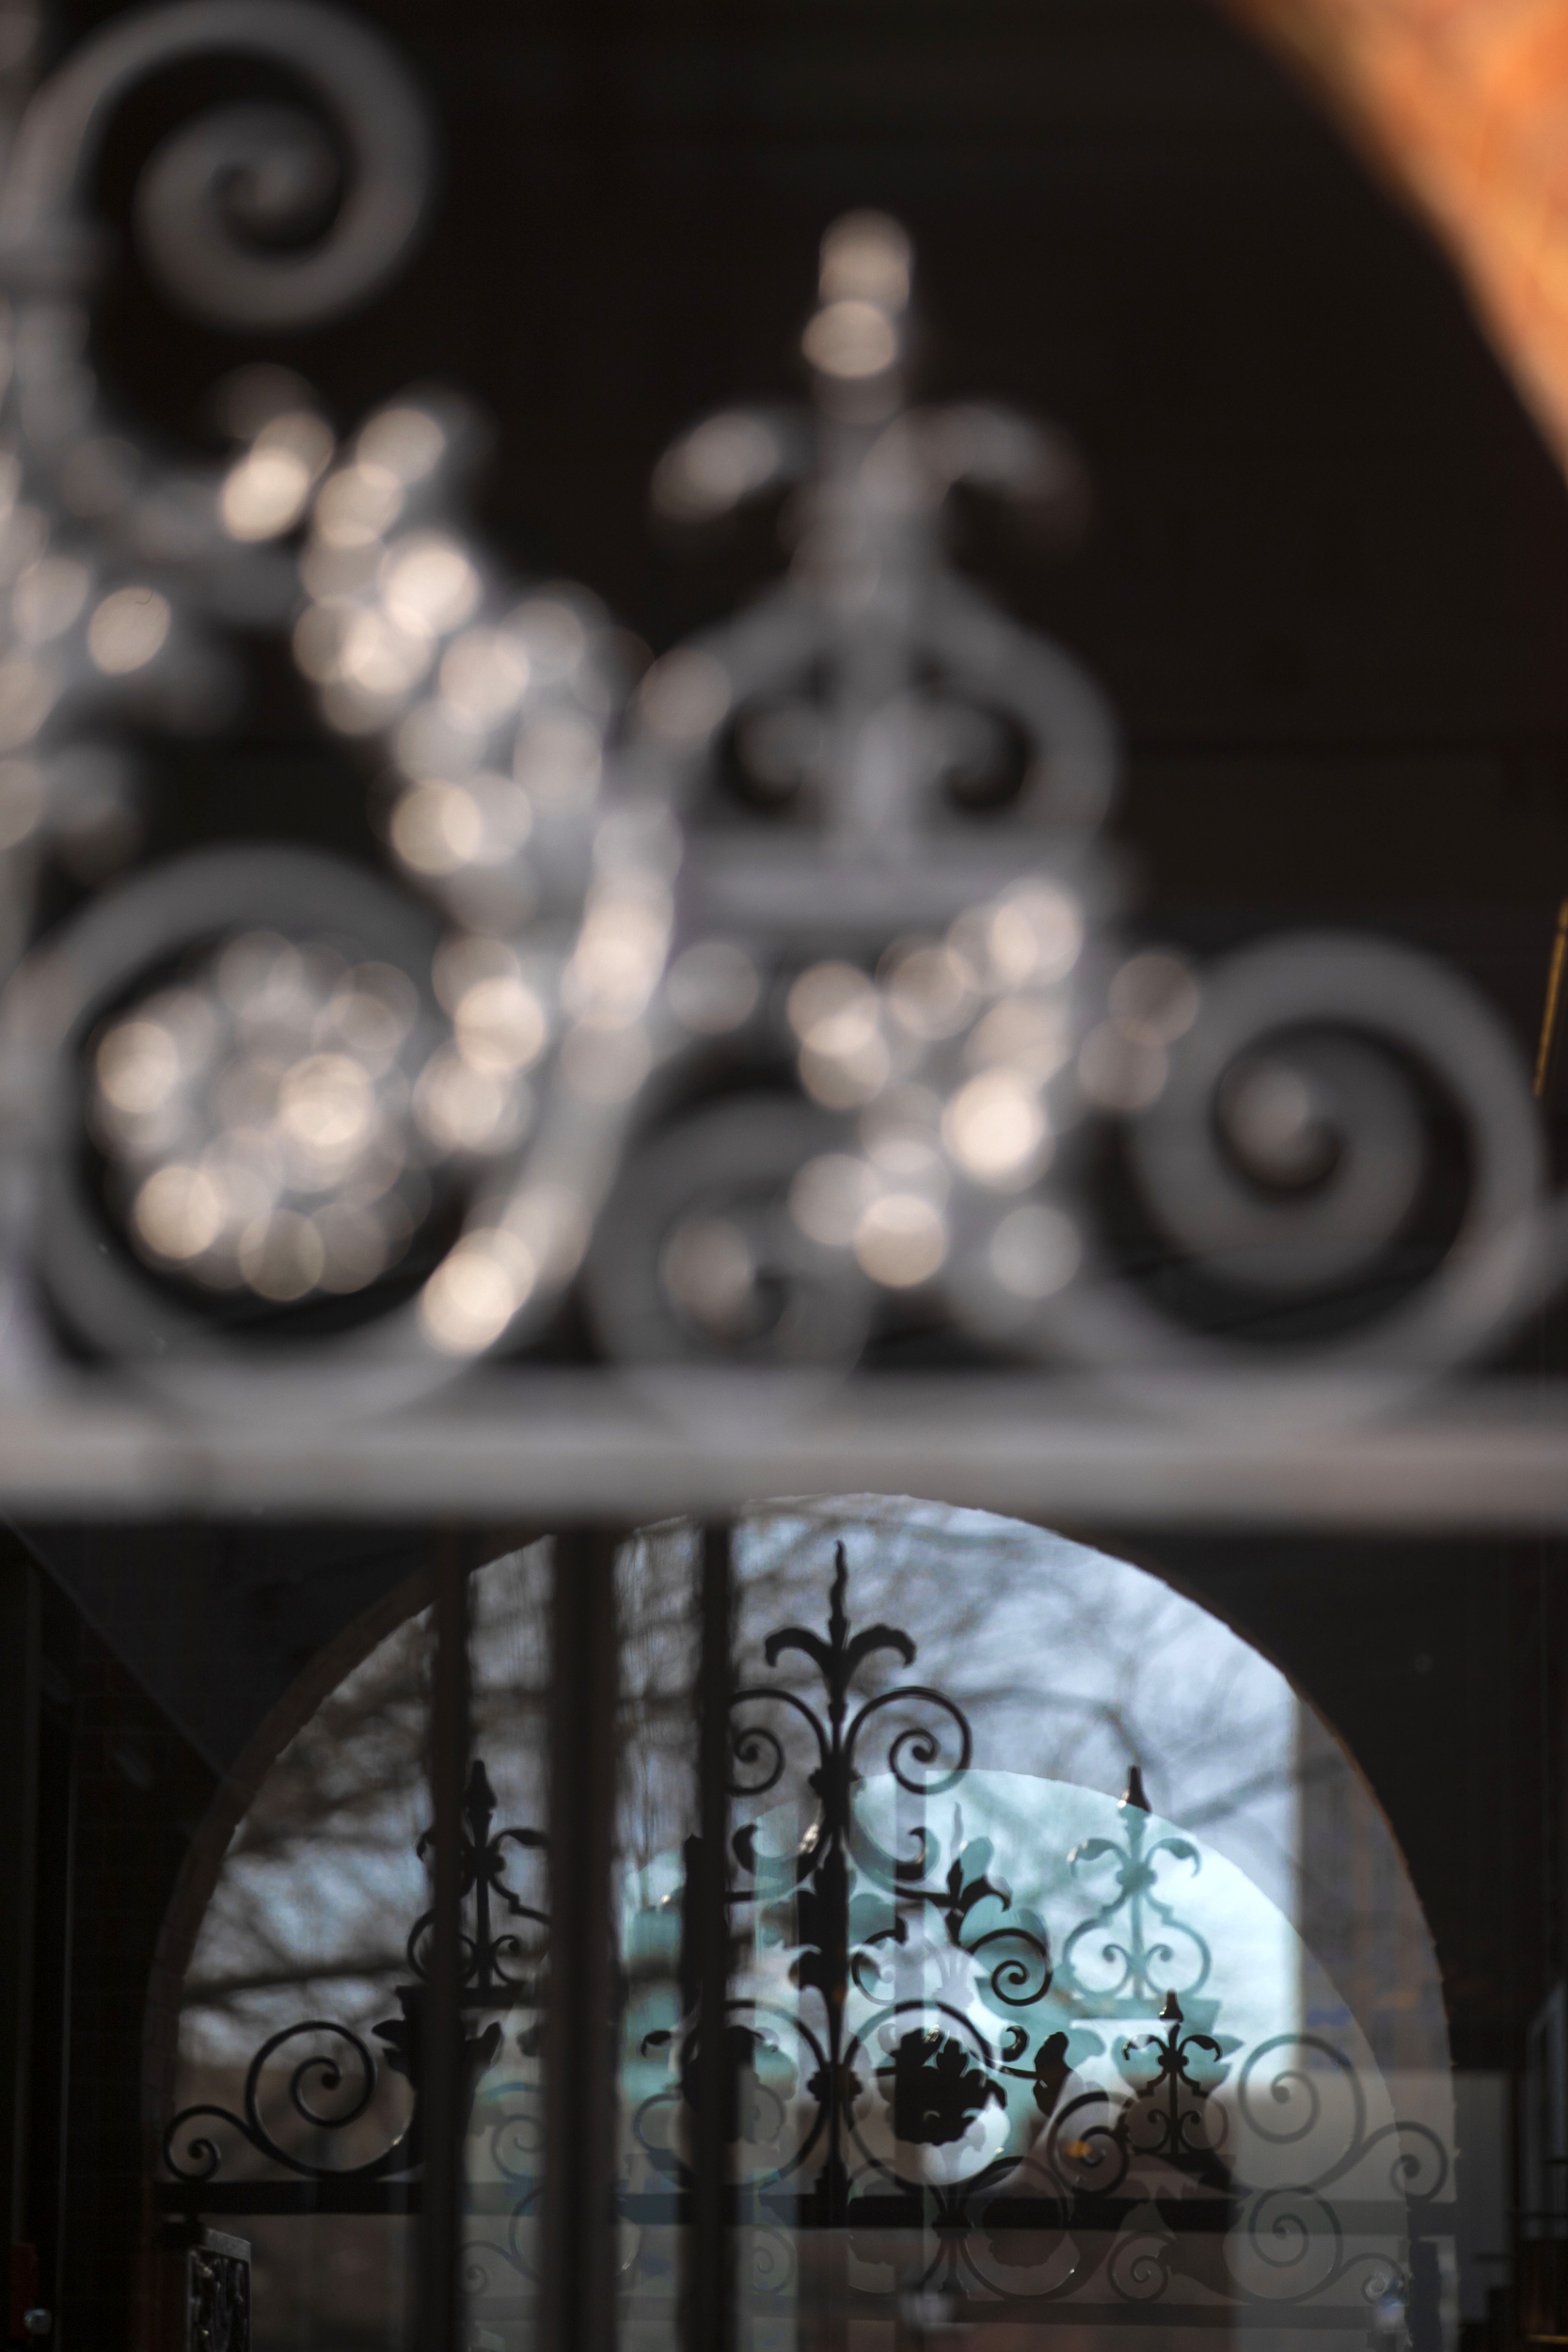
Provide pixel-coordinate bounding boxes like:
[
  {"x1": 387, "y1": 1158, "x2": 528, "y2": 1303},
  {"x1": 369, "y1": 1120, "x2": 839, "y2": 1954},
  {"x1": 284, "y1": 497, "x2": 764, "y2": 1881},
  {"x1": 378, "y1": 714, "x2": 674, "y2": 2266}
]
[
  {"x1": 155, "y1": 2180, "x2": 423, "y2": 2214},
  {"x1": 395, "y1": 2298, "x2": 1402, "y2": 2332},
  {"x1": 626, "y1": 2191, "x2": 1433, "y2": 2233},
  {"x1": 931, "y1": 2306, "x2": 1407, "y2": 2330},
  {"x1": 4, "y1": 1373, "x2": 1568, "y2": 1525},
  {"x1": 155, "y1": 2182, "x2": 1441, "y2": 2234}
]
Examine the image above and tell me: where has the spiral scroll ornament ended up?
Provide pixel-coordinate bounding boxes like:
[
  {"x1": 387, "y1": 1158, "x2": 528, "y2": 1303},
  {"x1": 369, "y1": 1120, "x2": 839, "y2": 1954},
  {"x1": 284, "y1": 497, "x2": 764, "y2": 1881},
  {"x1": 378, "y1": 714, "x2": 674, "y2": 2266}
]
[
  {"x1": 635, "y1": 1545, "x2": 1053, "y2": 2219},
  {"x1": 0, "y1": 1, "x2": 663, "y2": 1391},
  {"x1": 574, "y1": 206, "x2": 1563, "y2": 1402},
  {"x1": 614, "y1": 1549, "x2": 1450, "y2": 2328},
  {"x1": 160, "y1": 1547, "x2": 1449, "y2": 2339},
  {"x1": 0, "y1": 0, "x2": 436, "y2": 748},
  {"x1": 0, "y1": 0, "x2": 1551, "y2": 1411},
  {"x1": 1053, "y1": 1767, "x2": 1213, "y2": 2019},
  {"x1": 161, "y1": 1751, "x2": 544, "y2": 2212},
  {"x1": 0, "y1": 0, "x2": 431, "y2": 325}
]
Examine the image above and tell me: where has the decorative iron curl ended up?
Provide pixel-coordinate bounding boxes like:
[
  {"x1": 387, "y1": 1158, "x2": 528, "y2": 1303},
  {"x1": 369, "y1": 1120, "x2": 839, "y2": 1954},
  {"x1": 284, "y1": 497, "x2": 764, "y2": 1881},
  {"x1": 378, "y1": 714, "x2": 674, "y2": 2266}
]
[
  {"x1": 1027, "y1": 930, "x2": 1558, "y2": 1392},
  {"x1": 633, "y1": 1995, "x2": 830, "y2": 2191},
  {"x1": 486, "y1": 2099, "x2": 546, "y2": 2185},
  {"x1": 1355, "y1": 2257, "x2": 1410, "y2": 2307},
  {"x1": 582, "y1": 1097, "x2": 877, "y2": 1378},
  {"x1": 504, "y1": 2179, "x2": 548, "y2": 2284},
  {"x1": 252, "y1": 2019, "x2": 380, "y2": 2137},
  {"x1": 162, "y1": 2017, "x2": 404, "y2": 2184},
  {"x1": 728, "y1": 1687, "x2": 827, "y2": 1802},
  {"x1": 461, "y1": 2243, "x2": 528, "y2": 2299},
  {"x1": 967, "y1": 1924, "x2": 1053, "y2": 2010},
  {"x1": 1240, "y1": 2185, "x2": 1344, "y2": 2283},
  {"x1": 0, "y1": 0, "x2": 432, "y2": 329},
  {"x1": 1131, "y1": 939, "x2": 1541, "y2": 1307},
  {"x1": 847, "y1": 1685, "x2": 974, "y2": 1800},
  {"x1": 458, "y1": 2179, "x2": 568, "y2": 2296},
  {"x1": 1380, "y1": 2118, "x2": 1450, "y2": 2206},
  {"x1": 1236, "y1": 2032, "x2": 1365, "y2": 2162},
  {"x1": 1043, "y1": 2085, "x2": 1130, "y2": 2199},
  {"x1": 1105, "y1": 2228, "x2": 1175, "y2": 2304},
  {"x1": 1229, "y1": 2205, "x2": 1410, "y2": 2312},
  {"x1": 745, "y1": 2227, "x2": 800, "y2": 2298},
  {"x1": 729, "y1": 1721, "x2": 787, "y2": 1816}
]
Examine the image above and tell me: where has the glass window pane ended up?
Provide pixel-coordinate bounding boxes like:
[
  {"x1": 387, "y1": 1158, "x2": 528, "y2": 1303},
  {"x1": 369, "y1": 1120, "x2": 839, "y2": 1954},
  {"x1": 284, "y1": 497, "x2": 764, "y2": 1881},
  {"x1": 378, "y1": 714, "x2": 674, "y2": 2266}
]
[{"x1": 611, "y1": 1502, "x2": 1459, "y2": 2352}]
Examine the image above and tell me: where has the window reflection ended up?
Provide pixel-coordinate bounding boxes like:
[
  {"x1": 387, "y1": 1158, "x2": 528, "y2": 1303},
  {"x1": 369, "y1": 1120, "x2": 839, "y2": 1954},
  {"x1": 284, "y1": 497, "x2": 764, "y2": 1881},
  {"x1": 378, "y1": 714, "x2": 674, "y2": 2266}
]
[{"x1": 154, "y1": 1505, "x2": 1455, "y2": 2352}]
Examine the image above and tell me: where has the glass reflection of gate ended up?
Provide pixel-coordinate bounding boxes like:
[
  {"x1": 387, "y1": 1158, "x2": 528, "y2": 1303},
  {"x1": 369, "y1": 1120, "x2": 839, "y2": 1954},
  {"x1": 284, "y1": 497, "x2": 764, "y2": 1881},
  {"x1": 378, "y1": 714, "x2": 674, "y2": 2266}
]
[
  {"x1": 158, "y1": 1540, "x2": 1449, "y2": 2346},
  {"x1": 161, "y1": 1752, "x2": 543, "y2": 2221}
]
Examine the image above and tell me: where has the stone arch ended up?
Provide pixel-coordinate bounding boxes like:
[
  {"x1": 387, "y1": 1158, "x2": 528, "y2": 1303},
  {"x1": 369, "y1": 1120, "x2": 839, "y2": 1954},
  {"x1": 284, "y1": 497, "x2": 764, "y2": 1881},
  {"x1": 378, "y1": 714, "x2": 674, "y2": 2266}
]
[
  {"x1": 139, "y1": 1564, "x2": 436, "y2": 2226},
  {"x1": 142, "y1": 1506, "x2": 1457, "y2": 2350},
  {"x1": 1219, "y1": 0, "x2": 1568, "y2": 469}
]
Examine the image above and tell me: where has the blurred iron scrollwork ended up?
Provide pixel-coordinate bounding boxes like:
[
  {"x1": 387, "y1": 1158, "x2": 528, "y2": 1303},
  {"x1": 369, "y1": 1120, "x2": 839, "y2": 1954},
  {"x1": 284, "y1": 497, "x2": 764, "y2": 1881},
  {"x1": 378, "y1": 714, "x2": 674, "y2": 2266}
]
[{"x1": 0, "y1": 0, "x2": 1553, "y2": 1446}]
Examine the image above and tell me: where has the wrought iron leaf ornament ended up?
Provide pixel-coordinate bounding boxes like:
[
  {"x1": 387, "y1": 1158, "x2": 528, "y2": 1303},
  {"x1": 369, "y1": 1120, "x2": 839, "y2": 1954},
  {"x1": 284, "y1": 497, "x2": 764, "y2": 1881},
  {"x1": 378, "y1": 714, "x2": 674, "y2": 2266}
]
[
  {"x1": 0, "y1": 0, "x2": 1548, "y2": 1424},
  {"x1": 1054, "y1": 1764, "x2": 1215, "y2": 2022},
  {"x1": 1118, "y1": 1990, "x2": 1229, "y2": 2184},
  {"x1": 160, "y1": 1542, "x2": 1450, "y2": 2339},
  {"x1": 879, "y1": 2027, "x2": 1006, "y2": 2148},
  {"x1": 0, "y1": 0, "x2": 641, "y2": 1401},
  {"x1": 162, "y1": 1751, "x2": 546, "y2": 2201},
  {"x1": 406, "y1": 1758, "x2": 547, "y2": 2002},
  {"x1": 635, "y1": 1546, "x2": 1054, "y2": 2214},
  {"x1": 624, "y1": 1549, "x2": 1449, "y2": 2323}
]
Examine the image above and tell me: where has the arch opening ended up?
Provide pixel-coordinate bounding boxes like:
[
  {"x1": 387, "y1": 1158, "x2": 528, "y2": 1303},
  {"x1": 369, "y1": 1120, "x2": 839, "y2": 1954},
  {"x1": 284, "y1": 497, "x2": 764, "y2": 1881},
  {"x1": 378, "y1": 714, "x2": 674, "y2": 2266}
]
[{"x1": 151, "y1": 1502, "x2": 1458, "y2": 2352}]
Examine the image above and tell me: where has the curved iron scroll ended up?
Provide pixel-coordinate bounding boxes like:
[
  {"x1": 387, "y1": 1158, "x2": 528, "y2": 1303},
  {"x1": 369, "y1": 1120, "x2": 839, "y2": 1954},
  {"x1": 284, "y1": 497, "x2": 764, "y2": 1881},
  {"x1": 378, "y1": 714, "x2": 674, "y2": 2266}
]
[
  {"x1": 159, "y1": 1549, "x2": 1452, "y2": 2336},
  {"x1": 626, "y1": 1551, "x2": 1451, "y2": 2328},
  {"x1": 634, "y1": 1545, "x2": 1053, "y2": 2217},
  {"x1": 161, "y1": 1756, "x2": 544, "y2": 2198}
]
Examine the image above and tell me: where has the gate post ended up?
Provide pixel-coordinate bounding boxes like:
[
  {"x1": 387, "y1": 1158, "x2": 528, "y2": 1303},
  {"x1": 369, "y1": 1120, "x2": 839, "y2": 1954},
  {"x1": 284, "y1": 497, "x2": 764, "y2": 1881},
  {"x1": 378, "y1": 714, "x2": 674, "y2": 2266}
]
[{"x1": 542, "y1": 1529, "x2": 622, "y2": 2352}]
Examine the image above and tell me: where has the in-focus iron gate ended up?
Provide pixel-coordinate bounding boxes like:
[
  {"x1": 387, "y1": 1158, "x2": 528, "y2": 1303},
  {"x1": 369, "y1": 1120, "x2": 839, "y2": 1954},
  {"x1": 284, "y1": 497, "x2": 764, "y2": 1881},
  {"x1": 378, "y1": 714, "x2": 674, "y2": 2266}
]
[{"x1": 157, "y1": 1531, "x2": 1449, "y2": 2352}]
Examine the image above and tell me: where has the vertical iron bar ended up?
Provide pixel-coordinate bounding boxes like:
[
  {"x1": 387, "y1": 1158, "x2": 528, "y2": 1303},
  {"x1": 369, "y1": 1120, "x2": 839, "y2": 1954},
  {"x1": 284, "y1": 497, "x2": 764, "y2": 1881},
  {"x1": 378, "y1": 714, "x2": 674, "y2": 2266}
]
[
  {"x1": 895, "y1": 1763, "x2": 927, "y2": 2332},
  {"x1": 543, "y1": 1528, "x2": 621, "y2": 2352},
  {"x1": 1542, "y1": 1554, "x2": 1559, "y2": 1992},
  {"x1": 44, "y1": 1658, "x2": 76, "y2": 2336},
  {"x1": 419, "y1": 1532, "x2": 472, "y2": 2351},
  {"x1": 689, "y1": 1523, "x2": 736, "y2": 2352},
  {"x1": 0, "y1": 1547, "x2": 39, "y2": 2261}
]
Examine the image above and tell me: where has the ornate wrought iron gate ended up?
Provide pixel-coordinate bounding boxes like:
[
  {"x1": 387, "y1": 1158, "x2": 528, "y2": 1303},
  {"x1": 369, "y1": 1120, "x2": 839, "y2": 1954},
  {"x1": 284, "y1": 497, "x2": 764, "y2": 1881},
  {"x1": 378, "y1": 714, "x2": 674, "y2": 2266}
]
[
  {"x1": 0, "y1": 0, "x2": 1551, "y2": 2342},
  {"x1": 158, "y1": 1531, "x2": 1449, "y2": 2352}
]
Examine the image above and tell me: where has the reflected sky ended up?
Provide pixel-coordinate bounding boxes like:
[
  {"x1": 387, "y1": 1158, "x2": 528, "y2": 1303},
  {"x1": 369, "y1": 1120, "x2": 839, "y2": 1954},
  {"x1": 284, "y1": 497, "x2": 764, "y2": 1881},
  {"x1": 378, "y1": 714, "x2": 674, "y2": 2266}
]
[{"x1": 182, "y1": 1507, "x2": 1323, "y2": 2076}]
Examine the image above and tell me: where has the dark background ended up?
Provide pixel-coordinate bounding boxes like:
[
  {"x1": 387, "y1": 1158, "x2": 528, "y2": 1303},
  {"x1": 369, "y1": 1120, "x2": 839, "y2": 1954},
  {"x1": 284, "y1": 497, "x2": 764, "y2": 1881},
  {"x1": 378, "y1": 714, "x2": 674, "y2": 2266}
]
[
  {"x1": 53, "y1": 0, "x2": 1568, "y2": 992},
  {"x1": 10, "y1": 0, "x2": 1568, "y2": 2340}
]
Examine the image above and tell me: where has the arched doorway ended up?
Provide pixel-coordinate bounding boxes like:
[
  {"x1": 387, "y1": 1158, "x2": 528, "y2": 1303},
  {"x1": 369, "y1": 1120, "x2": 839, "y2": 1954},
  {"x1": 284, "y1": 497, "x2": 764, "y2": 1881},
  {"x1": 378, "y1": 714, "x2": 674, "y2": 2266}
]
[{"x1": 151, "y1": 1503, "x2": 1456, "y2": 2352}]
